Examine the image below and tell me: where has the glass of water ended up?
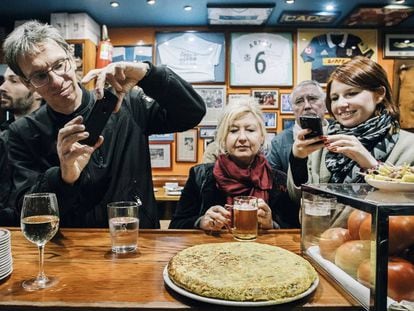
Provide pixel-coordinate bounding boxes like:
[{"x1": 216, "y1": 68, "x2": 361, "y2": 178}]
[
  {"x1": 107, "y1": 201, "x2": 139, "y2": 253},
  {"x1": 21, "y1": 193, "x2": 60, "y2": 290}
]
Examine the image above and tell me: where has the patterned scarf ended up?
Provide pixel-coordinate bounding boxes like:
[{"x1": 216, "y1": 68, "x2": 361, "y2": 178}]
[
  {"x1": 213, "y1": 153, "x2": 273, "y2": 204},
  {"x1": 325, "y1": 112, "x2": 400, "y2": 183}
]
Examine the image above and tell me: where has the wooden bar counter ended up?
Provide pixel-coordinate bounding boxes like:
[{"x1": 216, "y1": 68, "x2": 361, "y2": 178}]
[{"x1": 0, "y1": 228, "x2": 360, "y2": 310}]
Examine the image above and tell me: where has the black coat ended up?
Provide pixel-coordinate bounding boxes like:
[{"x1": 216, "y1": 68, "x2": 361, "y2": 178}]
[
  {"x1": 7, "y1": 64, "x2": 205, "y2": 228},
  {"x1": 169, "y1": 163, "x2": 300, "y2": 229}
]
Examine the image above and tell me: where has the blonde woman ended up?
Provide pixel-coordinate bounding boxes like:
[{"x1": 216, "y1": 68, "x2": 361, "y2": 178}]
[{"x1": 170, "y1": 101, "x2": 299, "y2": 230}]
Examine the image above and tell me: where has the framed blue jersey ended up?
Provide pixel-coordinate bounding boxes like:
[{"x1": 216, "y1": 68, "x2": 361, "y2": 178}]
[{"x1": 297, "y1": 29, "x2": 377, "y2": 85}]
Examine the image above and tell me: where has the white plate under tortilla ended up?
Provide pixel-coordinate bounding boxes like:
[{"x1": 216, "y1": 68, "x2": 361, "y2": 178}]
[
  {"x1": 365, "y1": 176, "x2": 414, "y2": 192},
  {"x1": 163, "y1": 265, "x2": 319, "y2": 307}
]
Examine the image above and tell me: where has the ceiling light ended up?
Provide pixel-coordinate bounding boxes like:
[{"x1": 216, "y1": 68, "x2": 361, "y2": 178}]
[
  {"x1": 394, "y1": 0, "x2": 406, "y2": 3},
  {"x1": 285, "y1": 0, "x2": 295, "y2": 3},
  {"x1": 325, "y1": 4, "x2": 334, "y2": 11},
  {"x1": 184, "y1": 5, "x2": 192, "y2": 11},
  {"x1": 110, "y1": 1, "x2": 119, "y2": 7},
  {"x1": 147, "y1": 0, "x2": 155, "y2": 5}
]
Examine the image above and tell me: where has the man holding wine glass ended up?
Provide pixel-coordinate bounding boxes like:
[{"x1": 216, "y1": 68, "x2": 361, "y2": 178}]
[{"x1": 2, "y1": 21, "x2": 205, "y2": 229}]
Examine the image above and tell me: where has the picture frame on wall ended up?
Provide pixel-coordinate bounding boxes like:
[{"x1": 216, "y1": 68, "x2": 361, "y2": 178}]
[
  {"x1": 193, "y1": 85, "x2": 226, "y2": 126},
  {"x1": 384, "y1": 34, "x2": 414, "y2": 58},
  {"x1": 156, "y1": 32, "x2": 225, "y2": 83},
  {"x1": 203, "y1": 138, "x2": 215, "y2": 152},
  {"x1": 263, "y1": 133, "x2": 276, "y2": 155},
  {"x1": 176, "y1": 129, "x2": 198, "y2": 163},
  {"x1": 280, "y1": 92, "x2": 294, "y2": 114},
  {"x1": 148, "y1": 133, "x2": 174, "y2": 142},
  {"x1": 149, "y1": 143, "x2": 171, "y2": 169},
  {"x1": 112, "y1": 45, "x2": 153, "y2": 63},
  {"x1": 251, "y1": 89, "x2": 279, "y2": 108},
  {"x1": 262, "y1": 111, "x2": 277, "y2": 130},
  {"x1": 227, "y1": 93, "x2": 251, "y2": 105},
  {"x1": 341, "y1": 6, "x2": 414, "y2": 27},
  {"x1": 297, "y1": 29, "x2": 377, "y2": 85},
  {"x1": 282, "y1": 118, "x2": 296, "y2": 130},
  {"x1": 230, "y1": 32, "x2": 293, "y2": 86},
  {"x1": 199, "y1": 127, "x2": 216, "y2": 139}
]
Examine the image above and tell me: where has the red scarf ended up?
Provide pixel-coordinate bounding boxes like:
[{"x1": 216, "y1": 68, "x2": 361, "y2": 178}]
[{"x1": 213, "y1": 153, "x2": 273, "y2": 204}]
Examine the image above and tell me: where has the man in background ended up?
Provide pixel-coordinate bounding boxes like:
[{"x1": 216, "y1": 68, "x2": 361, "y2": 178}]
[
  {"x1": 0, "y1": 67, "x2": 42, "y2": 132},
  {"x1": 267, "y1": 80, "x2": 327, "y2": 173}
]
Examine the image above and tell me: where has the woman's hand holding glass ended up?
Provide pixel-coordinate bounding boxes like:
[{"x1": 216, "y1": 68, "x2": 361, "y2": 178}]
[
  {"x1": 20, "y1": 193, "x2": 60, "y2": 291},
  {"x1": 257, "y1": 199, "x2": 273, "y2": 229},
  {"x1": 200, "y1": 205, "x2": 231, "y2": 231}
]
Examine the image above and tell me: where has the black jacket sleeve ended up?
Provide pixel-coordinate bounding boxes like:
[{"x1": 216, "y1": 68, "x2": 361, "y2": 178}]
[
  {"x1": 132, "y1": 63, "x2": 206, "y2": 135},
  {"x1": 169, "y1": 166, "x2": 203, "y2": 229}
]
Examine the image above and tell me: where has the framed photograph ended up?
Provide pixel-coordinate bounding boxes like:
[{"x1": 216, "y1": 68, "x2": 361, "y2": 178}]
[
  {"x1": 207, "y1": 4, "x2": 274, "y2": 26},
  {"x1": 341, "y1": 6, "x2": 414, "y2": 27},
  {"x1": 262, "y1": 111, "x2": 277, "y2": 130},
  {"x1": 112, "y1": 45, "x2": 153, "y2": 63},
  {"x1": 176, "y1": 129, "x2": 198, "y2": 163},
  {"x1": 199, "y1": 127, "x2": 216, "y2": 139},
  {"x1": 156, "y1": 32, "x2": 225, "y2": 83},
  {"x1": 148, "y1": 133, "x2": 174, "y2": 142},
  {"x1": 297, "y1": 29, "x2": 377, "y2": 85},
  {"x1": 203, "y1": 138, "x2": 215, "y2": 153},
  {"x1": 251, "y1": 89, "x2": 279, "y2": 108},
  {"x1": 193, "y1": 85, "x2": 226, "y2": 126},
  {"x1": 279, "y1": 11, "x2": 340, "y2": 25},
  {"x1": 149, "y1": 143, "x2": 171, "y2": 169},
  {"x1": 227, "y1": 93, "x2": 251, "y2": 105},
  {"x1": 384, "y1": 34, "x2": 414, "y2": 58},
  {"x1": 230, "y1": 32, "x2": 293, "y2": 86},
  {"x1": 282, "y1": 118, "x2": 296, "y2": 130},
  {"x1": 280, "y1": 92, "x2": 294, "y2": 114}
]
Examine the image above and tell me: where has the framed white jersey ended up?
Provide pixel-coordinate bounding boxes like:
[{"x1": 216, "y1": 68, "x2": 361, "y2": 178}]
[
  {"x1": 230, "y1": 32, "x2": 293, "y2": 86},
  {"x1": 156, "y1": 32, "x2": 225, "y2": 83}
]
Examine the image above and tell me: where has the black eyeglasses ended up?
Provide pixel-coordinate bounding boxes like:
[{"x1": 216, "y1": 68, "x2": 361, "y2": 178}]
[{"x1": 26, "y1": 58, "x2": 71, "y2": 88}]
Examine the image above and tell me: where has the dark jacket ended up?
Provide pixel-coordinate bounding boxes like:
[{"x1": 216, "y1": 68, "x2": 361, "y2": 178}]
[
  {"x1": 7, "y1": 64, "x2": 205, "y2": 228},
  {"x1": 169, "y1": 163, "x2": 300, "y2": 229},
  {"x1": 0, "y1": 133, "x2": 17, "y2": 226},
  {"x1": 266, "y1": 127, "x2": 294, "y2": 173}
]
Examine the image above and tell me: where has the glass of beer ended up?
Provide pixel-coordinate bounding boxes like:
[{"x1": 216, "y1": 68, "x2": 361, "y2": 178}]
[
  {"x1": 232, "y1": 196, "x2": 258, "y2": 241},
  {"x1": 20, "y1": 193, "x2": 60, "y2": 290}
]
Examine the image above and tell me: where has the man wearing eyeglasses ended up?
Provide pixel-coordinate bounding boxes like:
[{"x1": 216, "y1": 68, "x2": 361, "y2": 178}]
[
  {"x1": 267, "y1": 80, "x2": 327, "y2": 173},
  {"x1": 3, "y1": 21, "x2": 205, "y2": 228}
]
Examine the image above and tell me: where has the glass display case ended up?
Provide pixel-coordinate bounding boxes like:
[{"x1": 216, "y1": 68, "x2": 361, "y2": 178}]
[{"x1": 301, "y1": 183, "x2": 414, "y2": 311}]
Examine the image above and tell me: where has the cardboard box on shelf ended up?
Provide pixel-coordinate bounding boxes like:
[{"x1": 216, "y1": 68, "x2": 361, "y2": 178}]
[
  {"x1": 68, "y1": 13, "x2": 100, "y2": 45},
  {"x1": 50, "y1": 13, "x2": 69, "y2": 39}
]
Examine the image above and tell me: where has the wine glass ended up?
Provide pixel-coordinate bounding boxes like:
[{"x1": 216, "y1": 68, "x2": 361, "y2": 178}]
[{"x1": 20, "y1": 193, "x2": 60, "y2": 290}]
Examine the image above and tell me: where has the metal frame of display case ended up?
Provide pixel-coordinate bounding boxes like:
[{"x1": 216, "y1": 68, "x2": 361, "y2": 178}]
[{"x1": 301, "y1": 183, "x2": 414, "y2": 311}]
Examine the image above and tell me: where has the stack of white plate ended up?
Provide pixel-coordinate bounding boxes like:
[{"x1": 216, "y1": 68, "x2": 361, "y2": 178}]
[{"x1": 0, "y1": 229, "x2": 12, "y2": 281}]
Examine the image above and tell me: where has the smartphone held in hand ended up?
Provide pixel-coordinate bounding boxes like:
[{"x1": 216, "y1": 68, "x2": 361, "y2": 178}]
[
  {"x1": 300, "y1": 115, "x2": 323, "y2": 139},
  {"x1": 80, "y1": 90, "x2": 118, "y2": 146}
]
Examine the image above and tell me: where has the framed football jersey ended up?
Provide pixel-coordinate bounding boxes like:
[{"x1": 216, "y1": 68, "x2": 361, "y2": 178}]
[
  {"x1": 297, "y1": 29, "x2": 377, "y2": 85},
  {"x1": 230, "y1": 32, "x2": 293, "y2": 86},
  {"x1": 156, "y1": 32, "x2": 225, "y2": 83}
]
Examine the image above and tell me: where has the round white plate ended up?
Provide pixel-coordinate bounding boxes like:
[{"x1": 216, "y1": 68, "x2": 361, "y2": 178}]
[
  {"x1": 0, "y1": 229, "x2": 10, "y2": 241},
  {"x1": 163, "y1": 266, "x2": 319, "y2": 307},
  {"x1": 0, "y1": 266, "x2": 12, "y2": 281},
  {"x1": 365, "y1": 176, "x2": 414, "y2": 192}
]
